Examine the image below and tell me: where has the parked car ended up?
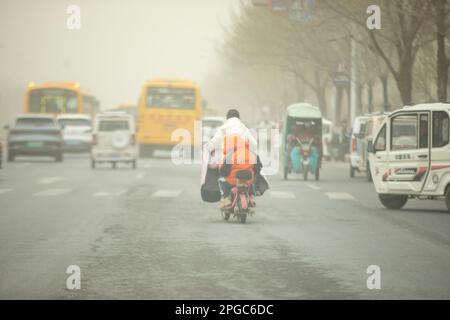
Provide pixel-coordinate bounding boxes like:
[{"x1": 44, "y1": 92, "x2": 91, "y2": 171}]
[
  {"x1": 202, "y1": 116, "x2": 225, "y2": 144},
  {"x1": 57, "y1": 114, "x2": 93, "y2": 153},
  {"x1": 6, "y1": 114, "x2": 63, "y2": 162},
  {"x1": 349, "y1": 113, "x2": 388, "y2": 180},
  {"x1": 91, "y1": 112, "x2": 138, "y2": 169},
  {"x1": 369, "y1": 103, "x2": 450, "y2": 211}
]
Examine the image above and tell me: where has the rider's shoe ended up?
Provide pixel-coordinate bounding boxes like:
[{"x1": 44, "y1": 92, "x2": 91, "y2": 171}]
[
  {"x1": 249, "y1": 195, "x2": 256, "y2": 208},
  {"x1": 219, "y1": 197, "x2": 232, "y2": 209}
]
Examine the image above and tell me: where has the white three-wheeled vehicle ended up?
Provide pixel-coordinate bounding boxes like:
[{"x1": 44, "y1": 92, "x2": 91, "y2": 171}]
[{"x1": 369, "y1": 103, "x2": 450, "y2": 211}]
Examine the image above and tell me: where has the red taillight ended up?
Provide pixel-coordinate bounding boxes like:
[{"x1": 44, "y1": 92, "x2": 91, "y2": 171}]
[
  {"x1": 351, "y1": 137, "x2": 357, "y2": 152},
  {"x1": 92, "y1": 134, "x2": 97, "y2": 145},
  {"x1": 131, "y1": 134, "x2": 136, "y2": 146}
]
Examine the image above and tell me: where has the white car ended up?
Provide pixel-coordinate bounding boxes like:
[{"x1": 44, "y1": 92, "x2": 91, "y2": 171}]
[
  {"x1": 369, "y1": 103, "x2": 450, "y2": 211},
  {"x1": 57, "y1": 114, "x2": 92, "y2": 152},
  {"x1": 91, "y1": 112, "x2": 138, "y2": 169},
  {"x1": 202, "y1": 116, "x2": 225, "y2": 144},
  {"x1": 350, "y1": 113, "x2": 387, "y2": 180}
]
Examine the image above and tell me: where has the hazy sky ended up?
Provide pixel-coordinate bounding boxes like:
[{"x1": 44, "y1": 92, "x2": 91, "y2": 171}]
[{"x1": 0, "y1": 0, "x2": 240, "y2": 120}]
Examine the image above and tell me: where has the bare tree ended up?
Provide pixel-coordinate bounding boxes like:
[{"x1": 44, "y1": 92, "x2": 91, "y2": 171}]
[
  {"x1": 219, "y1": 1, "x2": 351, "y2": 117},
  {"x1": 433, "y1": 0, "x2": 450, "y2": 101},
  {"x1": 324, "y1": 0, "x2": 433, "y2": 105}
]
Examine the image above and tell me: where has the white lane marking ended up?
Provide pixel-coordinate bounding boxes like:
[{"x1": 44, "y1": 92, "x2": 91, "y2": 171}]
[
  {"x1": 38, "y1": 177, "x2": 65, "y2": 185},
  {"x1": 269, "y1": 191, "x2": 296, "y2": 199},
  {"x1": 306, "y1": 183, "x2": 321, "y2": 191},
  {"x1": 33, "y1": 188, "x2": 71, "y2": 196},
  {"x1": 0, "y1": 188, "x2": 13, "y2": 195},
  {"x1": 93, "y1": 190, "x2": 127, "y2": 197},
  {"x1": 325, "y1": 192, "x2": 355, "y2": 200},
  {"x1": 136, "y1": 172, "x2": 146, "y2": 180},
  {"x1": 151, "y1": 189, "x2": 182, "y2": 198}
]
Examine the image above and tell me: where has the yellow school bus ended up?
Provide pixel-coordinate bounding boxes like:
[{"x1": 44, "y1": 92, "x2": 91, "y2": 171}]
[
  {"x1": 137, "y1": 78, "x2": 203, "y2": 156},
  {"x1": 24, "y1": 82, "x2": 100, "y2": 117}
]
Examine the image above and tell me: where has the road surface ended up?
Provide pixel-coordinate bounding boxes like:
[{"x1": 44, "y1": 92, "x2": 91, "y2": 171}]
[{"x1": 0, "y1": 152, "x2": 449, "y2": 299}]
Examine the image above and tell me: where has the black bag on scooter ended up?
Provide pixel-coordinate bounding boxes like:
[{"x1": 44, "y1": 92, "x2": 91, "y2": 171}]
[
  {"x1": 201, "y1": 167, "x2": 222, "y2": 203},
  {"x1": 254, "y1": 173, "x2": 269, "y2": 196}
]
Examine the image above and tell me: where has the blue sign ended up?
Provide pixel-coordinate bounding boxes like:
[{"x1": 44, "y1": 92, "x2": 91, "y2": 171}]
[
  {"x1": 287, "y1": 0, "x2": 315, "y2": 22},
  {"x1": 270, "y1": 0, "x2": 290, "y2": 12}
]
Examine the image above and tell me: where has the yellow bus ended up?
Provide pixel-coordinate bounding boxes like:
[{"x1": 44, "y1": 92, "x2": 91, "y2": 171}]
[
  {"x1": 25, "y1": 82, "x2": 100, "y2": 117},
  {"x1": 137, "y1": 78, "x2": 203, "y2": 157}
]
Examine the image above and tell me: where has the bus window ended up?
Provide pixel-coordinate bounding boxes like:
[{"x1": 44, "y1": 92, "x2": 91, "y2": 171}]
[
  {"x1": 29, "y1": 89, "x2": 78, "y2": 113},
  {"x1": 146, "y1": 87, "x2": 196, "y2": 110}
]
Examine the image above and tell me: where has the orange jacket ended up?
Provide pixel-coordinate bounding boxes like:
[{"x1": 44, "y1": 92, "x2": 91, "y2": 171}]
[{"x1": 220, "y1": 135, "x2": 256, "y2": 186}]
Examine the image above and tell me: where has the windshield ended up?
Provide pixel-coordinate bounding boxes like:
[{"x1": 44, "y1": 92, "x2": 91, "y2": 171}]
[
  {"x1": 58, "y1": 118, "x2": 91, "y2": 128},
  {"x1": 99, "y1": 120, "x2": 129, "y2": 132},
  {"x1": 15, "y1": 118, "x2": 57, "y2": 129},
  {"x1": 146, "y1": 87, "x2": 196, "y2": 110},
  {"x1": 29, "y1": 88, "x2": 78, "y2": 113}
]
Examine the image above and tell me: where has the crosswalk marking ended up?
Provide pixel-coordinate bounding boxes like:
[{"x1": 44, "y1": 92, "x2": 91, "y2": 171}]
[
  {"x1": 38, "y1": 177, "x2": 65, "y2": 185},
  {"x1": 33, "y1": 188, "x2": 71, "y2": 196},
  {"x1": 269, "y1": 191, "x2": 296, "y2": 199},
  {"x1": 325, "y1": 192, "x2": 355, "y2": 200},
  {"x1": 306, "y1": 183, "x2": 321, "y2": 191},
  {"x1": 151, "y1": 189, "x2": 182, "y2": 198},
  {"x1": 0, "y1": 188, "x2": 13, "y2": 195},
  {"x1": 94, "y1": 190, "x2": 127, "y2": 197}
]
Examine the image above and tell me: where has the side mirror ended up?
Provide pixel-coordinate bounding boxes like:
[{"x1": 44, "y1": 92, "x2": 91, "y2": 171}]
[
  {"x1": 367, "y1": 140, "x2": 374, "y2": 154},
  {"x1": 3, "y1": 125, "x2": 10, "y2": 131}
]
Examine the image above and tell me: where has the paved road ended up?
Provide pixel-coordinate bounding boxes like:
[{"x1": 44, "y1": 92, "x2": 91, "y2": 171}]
[{"x1": 0, "y1": 152, "x2": 449, "y2": 299}]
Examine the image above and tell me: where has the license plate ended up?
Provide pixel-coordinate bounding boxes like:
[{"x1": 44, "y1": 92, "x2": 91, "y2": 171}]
[
  {"x1": 66, "y1": 140, "x2": 80, "y2": 145},
  {"x1": 27, "y1": 141, "x2": 44, "y2": 148}
]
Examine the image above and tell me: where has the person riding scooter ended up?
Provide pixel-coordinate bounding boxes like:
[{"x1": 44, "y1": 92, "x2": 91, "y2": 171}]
[
  {"x1": 218, "y1": 135, "x2": 260, "y2": 208},
  {"x1": 206, "y1": 109, "x2": 259, "y2": 208}
]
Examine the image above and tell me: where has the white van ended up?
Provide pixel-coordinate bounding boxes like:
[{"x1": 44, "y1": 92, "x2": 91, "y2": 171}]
[
  {"x1": 91, "y1": 112, "x2": 138, "y2": 169},
  {"x1": 369, "y1": 103, "x2": 450, "y2": 211}
]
